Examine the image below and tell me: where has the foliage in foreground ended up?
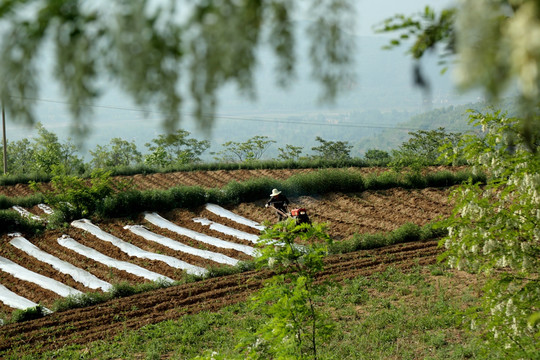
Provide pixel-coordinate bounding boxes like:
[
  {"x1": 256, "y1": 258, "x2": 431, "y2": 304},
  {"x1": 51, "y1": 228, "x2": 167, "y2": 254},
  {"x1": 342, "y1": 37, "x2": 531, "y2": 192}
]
[
  {"x1": 235, "y1": 220, "x2": 333, "y2": 359},
  {"x1": 0, "y1": 1, "x2": 356, "y2": 135},
  {"x1": 378, "y1": 2, "x2": 540, "y2": 150},
  {"x1": 438, "y1": 110, "x2": 539, "y2": 358}
]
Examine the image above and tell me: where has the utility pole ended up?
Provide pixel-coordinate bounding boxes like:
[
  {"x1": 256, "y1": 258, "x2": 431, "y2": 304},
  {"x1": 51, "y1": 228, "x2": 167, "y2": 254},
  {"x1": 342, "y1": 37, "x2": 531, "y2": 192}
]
[{"x1": 2, "y1": 104, "x2": 6, "y2": 175}]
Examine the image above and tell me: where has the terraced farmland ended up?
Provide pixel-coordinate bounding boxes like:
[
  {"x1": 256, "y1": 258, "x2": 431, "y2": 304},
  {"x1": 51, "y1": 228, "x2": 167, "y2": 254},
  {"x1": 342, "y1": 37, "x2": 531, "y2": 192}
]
[{"x1": 0, "y1": 167, "x2": 455, "y2": 354}]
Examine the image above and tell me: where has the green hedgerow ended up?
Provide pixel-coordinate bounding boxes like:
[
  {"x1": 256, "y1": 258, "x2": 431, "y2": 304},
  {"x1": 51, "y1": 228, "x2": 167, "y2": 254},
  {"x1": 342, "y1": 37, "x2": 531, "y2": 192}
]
[{"x1": 10, "y1": 305, "x2": 48, "y2": 323}]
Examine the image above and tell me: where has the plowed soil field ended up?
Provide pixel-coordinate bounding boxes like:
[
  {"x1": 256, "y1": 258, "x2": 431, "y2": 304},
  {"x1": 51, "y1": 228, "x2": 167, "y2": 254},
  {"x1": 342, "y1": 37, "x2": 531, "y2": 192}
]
[
  {"x1": 0, "y1": 165, "x2": 462, "y2": 197},
  {"x1": 0, "y1": 168, "x2": 324, "y2": 197},
  {"x1": 0, "y1": 167, "x2": 455, "y2": 354}
]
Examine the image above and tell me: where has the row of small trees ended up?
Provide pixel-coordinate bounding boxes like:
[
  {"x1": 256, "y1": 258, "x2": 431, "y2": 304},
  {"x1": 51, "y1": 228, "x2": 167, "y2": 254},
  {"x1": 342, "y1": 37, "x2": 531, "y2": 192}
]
[{"x1": 0, "y1": 123, "x2": 464, "y2": 177}]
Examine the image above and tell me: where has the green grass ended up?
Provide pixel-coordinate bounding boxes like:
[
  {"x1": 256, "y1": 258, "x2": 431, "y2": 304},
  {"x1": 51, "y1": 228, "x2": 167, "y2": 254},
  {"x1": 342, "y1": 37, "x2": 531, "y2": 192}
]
[
  {"x1": 0, "y1": 159, "x2": 370, "y2": 187},
  {"x1": 0, "y1": 167, "x2": 485, "y2": 232},
  {"x1": 95, "y1": 168, "x2": 483, "y2": 220},
  {"x1": 5, "y1": 265, "x2": 491, "y2": 359},
  {"x1": 329, "y1": 222, "x2": 446, "y2": 254}
]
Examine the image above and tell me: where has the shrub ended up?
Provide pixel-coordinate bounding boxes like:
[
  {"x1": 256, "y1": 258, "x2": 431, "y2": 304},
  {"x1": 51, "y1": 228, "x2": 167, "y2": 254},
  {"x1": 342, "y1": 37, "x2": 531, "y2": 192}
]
[
  {"x1": 10, "y1": 305, "x2": 48, "y2": 323},
  {"x1": 0, "y1": 210, "x2": 44, "y2": 235},
  {"x1": 364, "y1": 149, "x2": 392, "y2": 166},
  {"x1": 32, "y1": 169, "x2": 115, "y2": 223},
  {"x1": 169, "y1": 186, "x2": 207, "y2": 208},
  {"x1": 386, "y1": 222, "x2": 421, "y2": 245},
  {"x1": 53, "y1": 292, "x2": 108, "y2": 312},
  {"x1": 109, "y1": 282, "x2": 139, "y2": 298},
  {"x1": 328, "y1": 222, "x2": 445, "y2": 254},
  {"x1": 424, "y1": 170, "x2": 456, "y2": 187},
  {"x1": 0, "y1": 193, "x2": 45, "y2": 211},
  {"x1": 284, "y1": 169, "x2": 365, "y2": 196},
  {"x1": 364, "y1": 171, "x2": 400, "y2": 190},
  {"x1": 403, "y1": 171, "x2": 427, "y2": 189},
  {"x1": 0, "y1": 172, "x2": 50, "y2": 186},
  {"x1": 221, "y1": 178, "x2": 280, "y2": 205}
]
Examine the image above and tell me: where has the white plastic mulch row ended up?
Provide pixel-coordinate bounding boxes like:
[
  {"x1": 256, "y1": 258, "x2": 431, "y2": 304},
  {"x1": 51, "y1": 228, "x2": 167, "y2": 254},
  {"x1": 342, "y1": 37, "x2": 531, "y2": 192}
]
[
  {"x1": 144, "y1": 212, "x2": 257, "y2": 256},
  {"x1": 71, "y1": 219, "x2": 207, "y2": 276},
  {"x1": 57, "y1": 235, "x2": 173, "y2": 283},
  {"x1": 192, "y1": 218, "x2": 260, "y2": 243},
  {"x1": 10, "y1": 236, "x2": 112, "y2": 291},
  {"x1": 0, "y1": 284, "x2": 45, "y2": 311},
  {"x1": 0, "y1": 256, "x2": 82, "y2": 298},
  {"x1": 12, "y1": 206, "x2": 43, "y2": 222},
  {"x1": 38, "y1": 204, "x2": 53, "y2": 214},
  {"x1": 125, "y1": 225, "x2": 239, "y2": 266},
  {"x1": 205, "y1": 203, "x2": 265, "y2": 231}
]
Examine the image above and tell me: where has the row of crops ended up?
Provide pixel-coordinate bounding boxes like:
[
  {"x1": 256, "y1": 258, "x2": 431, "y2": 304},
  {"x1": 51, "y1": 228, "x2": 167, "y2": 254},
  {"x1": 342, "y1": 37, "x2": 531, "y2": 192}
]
[{"x1": 0, "y1": 203, "x2": 264, "y2": 313}]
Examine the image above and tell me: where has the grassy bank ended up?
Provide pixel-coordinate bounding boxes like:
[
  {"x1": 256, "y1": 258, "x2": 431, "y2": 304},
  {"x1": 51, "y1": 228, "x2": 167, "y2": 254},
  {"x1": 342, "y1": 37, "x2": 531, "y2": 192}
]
[
  {"x1": 0, "y1": 159, "x2": 370, "y2": 187},
  {"x1": 4, "y1": 265, "x2": 492, "y2": 359},
  {"x1": 0, "y1": 167, "x2": 480, "y2": 232},
  {"x1": 97, "y1": 169, "x2": 483, "y2": 219}
]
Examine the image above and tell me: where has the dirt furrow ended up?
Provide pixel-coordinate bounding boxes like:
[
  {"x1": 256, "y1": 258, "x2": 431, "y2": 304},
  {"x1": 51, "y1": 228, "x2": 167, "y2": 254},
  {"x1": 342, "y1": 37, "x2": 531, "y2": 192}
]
[{"x1": 0, "y1": 242, "x2": 439, "y2": 354}]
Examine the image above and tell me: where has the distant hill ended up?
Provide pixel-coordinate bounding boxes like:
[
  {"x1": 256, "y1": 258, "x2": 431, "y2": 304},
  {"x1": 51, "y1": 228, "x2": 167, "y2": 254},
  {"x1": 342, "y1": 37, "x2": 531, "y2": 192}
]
[{"x1": 353, "y1": 97, "x2": 521, "y2": 154}]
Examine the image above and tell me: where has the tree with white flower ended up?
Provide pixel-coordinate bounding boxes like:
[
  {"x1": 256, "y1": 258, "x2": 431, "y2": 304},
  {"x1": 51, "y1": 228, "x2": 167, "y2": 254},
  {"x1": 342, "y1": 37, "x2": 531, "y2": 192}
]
[
  {"x1": 380, "y1": 1, "x2": 540, "y2": 356},
  {"x1": 378, "y1": 1, "x2": 540, "y2": 148},
  {"x1": 439, "y1": 110, "x2": 539, "y2": 357}
]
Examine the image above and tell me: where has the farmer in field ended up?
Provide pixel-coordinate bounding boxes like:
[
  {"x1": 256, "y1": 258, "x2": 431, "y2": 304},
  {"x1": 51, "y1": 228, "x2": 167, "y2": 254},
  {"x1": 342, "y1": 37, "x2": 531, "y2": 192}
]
[{"x1": 265, "y1": 188, "x2": 290, "y2": 221}]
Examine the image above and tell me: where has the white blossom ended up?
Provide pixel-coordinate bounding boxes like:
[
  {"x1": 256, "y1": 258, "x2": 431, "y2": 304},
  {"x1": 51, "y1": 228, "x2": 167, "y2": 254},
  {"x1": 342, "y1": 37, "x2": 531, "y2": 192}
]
[{"x1": 483, "y1": 239, "x2": 496, "y2": 254}]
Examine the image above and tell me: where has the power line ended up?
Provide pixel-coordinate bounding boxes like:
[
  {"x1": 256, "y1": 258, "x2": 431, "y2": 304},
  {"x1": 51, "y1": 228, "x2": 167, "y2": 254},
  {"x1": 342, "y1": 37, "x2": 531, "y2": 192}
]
[{"x1": 9, "y1": 95, "x2": 474, "y2": 132}]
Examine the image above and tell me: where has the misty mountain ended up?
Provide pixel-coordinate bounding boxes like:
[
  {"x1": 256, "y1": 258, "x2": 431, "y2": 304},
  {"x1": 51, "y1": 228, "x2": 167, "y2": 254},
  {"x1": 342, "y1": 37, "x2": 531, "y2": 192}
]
[{"x1": 353, "y1": 97, "x2": 520, "y2": 155}]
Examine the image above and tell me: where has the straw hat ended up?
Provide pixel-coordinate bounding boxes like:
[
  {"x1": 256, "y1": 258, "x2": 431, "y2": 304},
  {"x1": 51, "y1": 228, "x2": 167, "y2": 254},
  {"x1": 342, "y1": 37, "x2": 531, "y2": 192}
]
[{"x1": 270, "y1": 188, "x2": 281, "y2": 196}]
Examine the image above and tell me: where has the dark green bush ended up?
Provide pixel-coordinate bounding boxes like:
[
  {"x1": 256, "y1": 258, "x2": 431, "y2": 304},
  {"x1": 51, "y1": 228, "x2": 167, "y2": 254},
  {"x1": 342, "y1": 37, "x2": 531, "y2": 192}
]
[
  {"x1": 205, "y1": 188, "x2": 226, "y2": 205},
  {"x1": 328, "y1": 222, "x2": 445, "y2": 254},
  {"x1": 284, "y1": 169, "x2": 365, "y2": 196},
  {"x1": 109, "y1": 282, "x2": 139, "y2": 298},
  {"x1": 10, "y1": 305, "x2": 48, "y2": 323},
  {"x1": 420, "y1": 222, "x2": 448, "y2": 240},
  {"x1": 364, "y1": 171, "x2": 401, "y2": 190},
  {"x1": 103, "y1": 158, "x2": 369, "y2": 177},
  {"x1": 386, "y1": 222, "x2": 422, "y2": 245},
  {"x1": 456, "y1": 170, "x2": 486, "y2": 184},
  {"x1": 201, "y1": 261, "x2": 255, "y2": 279},
  {"x1": 98, "y1": 190, "x2": 144, "y2": 218},
  {"x1": 221, "y1": 178, "x2": 281, "y2": 205},
  {"x1": 424, "y1": 170, "x2": 456, "y2": 188},
  {"x1": 95, "y1": 168, "x2": 481, "y2": 220},
  {"x1": 0, "y1": 172, "x2": 50, "y2": 186},
  {"x1": 169, "y1": 186, "x2": 207, "y2": 208},
  {"x1": 0, "y1": 193, "x2": 45, "y2": 210},
  {"x1": 403, "y1": 172, "x2": 427, "y2": 189},
  {"x1": 53, "y1": 292, "x2": 108, "y2": 312},
  {"x1": 0, "y1": 210, "x2": 44, "y2": 234},
  {"x1": 0, "y1": 195, "x2": 12, "y2": 209}
]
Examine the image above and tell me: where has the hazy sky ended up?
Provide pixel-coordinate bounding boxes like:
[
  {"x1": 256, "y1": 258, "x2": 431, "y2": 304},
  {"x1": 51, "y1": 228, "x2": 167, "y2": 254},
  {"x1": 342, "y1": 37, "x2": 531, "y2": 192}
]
[{"x1": 5, "y1": 1, "x2": 463, "y2": 149}]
